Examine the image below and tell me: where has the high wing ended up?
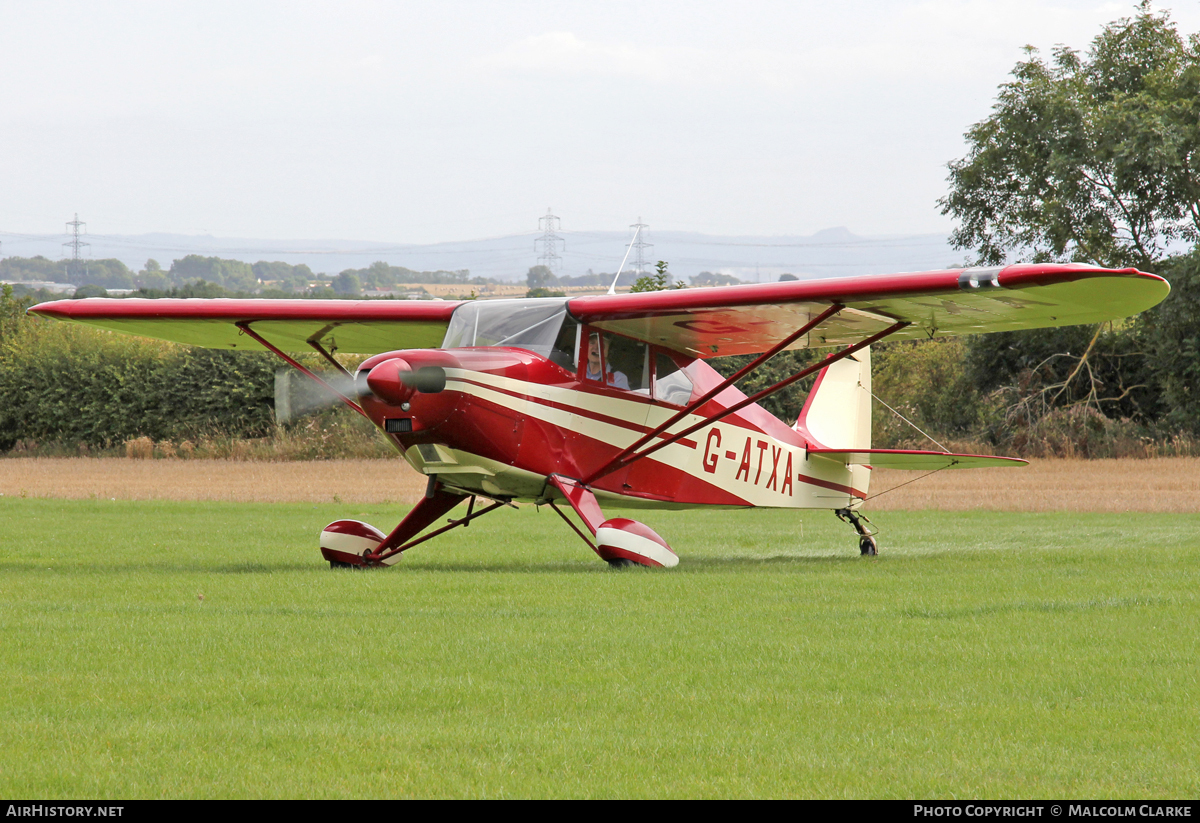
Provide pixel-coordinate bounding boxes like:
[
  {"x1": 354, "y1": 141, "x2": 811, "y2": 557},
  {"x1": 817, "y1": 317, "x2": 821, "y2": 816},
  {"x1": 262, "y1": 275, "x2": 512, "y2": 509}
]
[
  {"x1": 26, "y1": 298, "x2": 462, "y2": 353},
  {"x1": 568, "y1": 264, "x2": 1170, "y2": 358}
]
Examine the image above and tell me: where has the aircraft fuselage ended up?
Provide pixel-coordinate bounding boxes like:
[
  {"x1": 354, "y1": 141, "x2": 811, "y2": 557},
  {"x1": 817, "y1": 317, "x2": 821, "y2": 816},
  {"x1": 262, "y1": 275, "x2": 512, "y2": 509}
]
[{"x1": 357, "y1": 346, "x2": 869, "y2": 511}]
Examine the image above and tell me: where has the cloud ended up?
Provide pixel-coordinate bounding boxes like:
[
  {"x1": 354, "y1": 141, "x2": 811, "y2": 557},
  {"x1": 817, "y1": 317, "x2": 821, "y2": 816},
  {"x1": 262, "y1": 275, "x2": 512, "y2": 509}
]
[{"x1": 479, "y1": 31, "x2": 801, "y2": 90}]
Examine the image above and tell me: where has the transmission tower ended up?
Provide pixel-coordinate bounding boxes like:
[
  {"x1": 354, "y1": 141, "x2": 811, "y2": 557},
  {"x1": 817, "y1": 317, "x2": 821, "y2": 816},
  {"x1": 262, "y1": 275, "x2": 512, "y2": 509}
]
[
  {"x1": 63, "y1": 213, "x2": 90, "y2": 282},
  {"x1": 629, "y1": 217, "x2": 651, "y2": 275},
  {"x1": 535, "y1": 208, "x2": 565, "y2": 273}
]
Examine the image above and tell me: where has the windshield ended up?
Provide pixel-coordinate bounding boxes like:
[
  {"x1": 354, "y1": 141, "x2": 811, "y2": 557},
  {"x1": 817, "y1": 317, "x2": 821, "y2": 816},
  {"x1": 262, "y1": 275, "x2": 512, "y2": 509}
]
[{"x1": 443, "y1": 298, "x2": 578, "y2": 366}]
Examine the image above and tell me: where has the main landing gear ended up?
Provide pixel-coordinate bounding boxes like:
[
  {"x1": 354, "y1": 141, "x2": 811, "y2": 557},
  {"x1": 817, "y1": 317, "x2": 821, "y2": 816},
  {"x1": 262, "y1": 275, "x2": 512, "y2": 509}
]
[
  {"x1": 835, "y1": 507, "x2": 879, "y2": 556},
  {"x1": 319, "y1": 479, "x2": 506, "y2": 568},
  {"x1": 542, "y1": 475, "x2": 679, "y2": 569},
  {"x1": 317, "y1": 475, "x2": 679, "y2": 570}
]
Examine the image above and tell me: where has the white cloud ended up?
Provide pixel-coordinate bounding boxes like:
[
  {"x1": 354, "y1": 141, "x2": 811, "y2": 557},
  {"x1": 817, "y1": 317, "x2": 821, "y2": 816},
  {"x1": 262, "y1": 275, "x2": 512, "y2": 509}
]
[{"x1": 479, "y1": 31, "x2": 802, "y2": 90}]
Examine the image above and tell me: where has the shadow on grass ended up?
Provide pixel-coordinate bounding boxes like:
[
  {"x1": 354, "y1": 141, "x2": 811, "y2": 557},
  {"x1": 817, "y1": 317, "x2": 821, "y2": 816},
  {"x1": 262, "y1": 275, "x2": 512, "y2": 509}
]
[
  {"x1": 401, "y1": 553, "x2": 875, "y2": 573},
  {"x1": 1, "y1": 551, "x2": 889, "y2": 577}
]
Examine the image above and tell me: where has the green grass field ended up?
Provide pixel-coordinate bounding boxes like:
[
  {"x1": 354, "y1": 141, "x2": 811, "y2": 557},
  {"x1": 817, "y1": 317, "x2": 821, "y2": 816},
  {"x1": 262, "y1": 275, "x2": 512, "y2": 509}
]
[{"x1": 1, "y1": 498, "x2": 1197, "y2": 798}]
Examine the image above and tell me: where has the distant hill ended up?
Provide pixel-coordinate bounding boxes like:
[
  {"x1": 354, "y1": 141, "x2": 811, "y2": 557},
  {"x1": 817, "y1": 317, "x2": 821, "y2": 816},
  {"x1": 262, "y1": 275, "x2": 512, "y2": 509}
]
[{"x1": 0, "y1": 227, "x2": 961, "y2": 283}]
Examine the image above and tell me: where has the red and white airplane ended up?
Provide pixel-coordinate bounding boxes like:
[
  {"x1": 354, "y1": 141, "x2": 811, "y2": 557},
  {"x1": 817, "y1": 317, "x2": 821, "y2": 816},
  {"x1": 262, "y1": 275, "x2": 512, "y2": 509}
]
[{"x1": 30, "y1": 263, "x2": 1169, "y2": 568}]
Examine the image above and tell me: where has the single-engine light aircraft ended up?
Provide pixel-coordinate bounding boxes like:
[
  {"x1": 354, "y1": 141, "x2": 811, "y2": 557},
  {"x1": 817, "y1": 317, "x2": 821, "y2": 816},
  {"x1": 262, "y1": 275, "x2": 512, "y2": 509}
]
[{"x1": 30, "y1": 264, "x2": 1169, "y2": 568}]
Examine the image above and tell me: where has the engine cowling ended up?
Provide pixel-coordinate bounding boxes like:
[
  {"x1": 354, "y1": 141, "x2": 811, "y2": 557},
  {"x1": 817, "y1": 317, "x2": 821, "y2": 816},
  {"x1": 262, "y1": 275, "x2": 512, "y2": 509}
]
[{"x1": 365, "y1": 357, "x2": 415, "y2": 406}]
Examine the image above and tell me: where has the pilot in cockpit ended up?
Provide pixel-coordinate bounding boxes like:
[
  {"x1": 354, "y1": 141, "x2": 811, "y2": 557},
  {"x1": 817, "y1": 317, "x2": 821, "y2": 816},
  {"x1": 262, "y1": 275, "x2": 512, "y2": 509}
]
[{"x1": 585, "y1": 333, "x2": 629, "y2": 390}]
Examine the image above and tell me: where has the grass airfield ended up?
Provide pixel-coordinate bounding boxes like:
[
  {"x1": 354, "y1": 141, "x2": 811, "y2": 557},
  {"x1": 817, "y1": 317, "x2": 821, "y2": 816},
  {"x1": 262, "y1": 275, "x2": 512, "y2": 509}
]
[{"x1": 2, "y1": 497, "x2": 1198, "y2": 798}]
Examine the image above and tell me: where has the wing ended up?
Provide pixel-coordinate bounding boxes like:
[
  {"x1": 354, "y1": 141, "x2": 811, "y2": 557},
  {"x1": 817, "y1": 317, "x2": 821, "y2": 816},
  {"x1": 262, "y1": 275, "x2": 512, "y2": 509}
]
[
  {"x1": 568, "y1": 264, "x2": 1170, "y2": 358},
  {"x1": 26, "y1": 298, "x2": 462, "y2": 353}
]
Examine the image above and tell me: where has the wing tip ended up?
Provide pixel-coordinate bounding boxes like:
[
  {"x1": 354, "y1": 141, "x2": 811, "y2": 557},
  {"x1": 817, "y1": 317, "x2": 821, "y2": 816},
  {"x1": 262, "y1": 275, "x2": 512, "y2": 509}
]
[{"x1": 27, "y1": 299, "x2": 75, "y2": 318}]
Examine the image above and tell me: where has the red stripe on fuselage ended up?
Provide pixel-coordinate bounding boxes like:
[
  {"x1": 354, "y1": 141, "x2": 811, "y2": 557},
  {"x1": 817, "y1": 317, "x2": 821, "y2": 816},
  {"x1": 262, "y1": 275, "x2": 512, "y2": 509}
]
[
  {"x1": 451, "y1": 376, "x2": 700, "y2": 450},
  {"x1": 448, "y1": 375, "x2": 867, "y2": 504}
]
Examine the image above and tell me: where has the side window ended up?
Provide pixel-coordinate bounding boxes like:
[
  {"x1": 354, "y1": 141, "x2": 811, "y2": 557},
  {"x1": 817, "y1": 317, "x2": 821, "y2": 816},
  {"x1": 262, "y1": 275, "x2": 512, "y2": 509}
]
[
  {"x1": 606, "y1": 334, "x2": 648, "y2": 393},
  {"x1": 654, "y1": 352, "x2": 694, "y2": 405},
  {"x1": 548, "y1": 316, "x2": 578, "y2": 370}
]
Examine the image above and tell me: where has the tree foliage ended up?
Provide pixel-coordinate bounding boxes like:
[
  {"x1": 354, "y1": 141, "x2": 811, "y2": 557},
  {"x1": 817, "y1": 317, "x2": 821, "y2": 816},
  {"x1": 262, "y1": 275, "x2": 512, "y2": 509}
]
[
  {"x1": 1139, "y1": 247, "x2": 1200, "y2": 430},
  {"x1": 940, "y1": 2, "x2": 1200, "y2": 270},
  {"x1": 631, "y1": 261, "x2": 681, "y2": 293},
  {"x1": 170, "y1": 255, "x2": 258, "y2": 292},
  {"x1": 0, "y1": 256, "x2": 135, "y2": 290},
  {"x1": 526, "y1": 265, "x2": 557, "y2": 290}
]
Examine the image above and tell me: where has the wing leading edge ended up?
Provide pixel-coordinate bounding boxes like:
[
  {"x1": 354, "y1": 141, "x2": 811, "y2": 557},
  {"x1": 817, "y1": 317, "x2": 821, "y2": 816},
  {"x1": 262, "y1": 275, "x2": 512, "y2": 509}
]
[
  {"x1": 26, "y1": 298, "x2": 462, "y2": 353},
  {"x1": 568, "y1": 263, "x2": 1170, "y2": 358}
]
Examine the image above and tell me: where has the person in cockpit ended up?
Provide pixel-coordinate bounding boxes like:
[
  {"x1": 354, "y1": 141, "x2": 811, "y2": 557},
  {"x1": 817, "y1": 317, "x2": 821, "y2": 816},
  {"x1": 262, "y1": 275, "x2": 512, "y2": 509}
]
[{"x1": 586, "y1": 332, "x2": 629, "y2": 390}]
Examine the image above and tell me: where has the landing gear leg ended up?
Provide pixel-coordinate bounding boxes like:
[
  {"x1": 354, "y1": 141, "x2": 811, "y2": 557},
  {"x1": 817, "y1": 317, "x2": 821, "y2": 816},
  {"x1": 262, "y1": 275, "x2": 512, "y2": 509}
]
[
  {"x1": 544, "y1": 475, "x2": 680, "y2": 568},
  {"x1": 835, "y1": 508, "x2": 878, "y2": 556}
]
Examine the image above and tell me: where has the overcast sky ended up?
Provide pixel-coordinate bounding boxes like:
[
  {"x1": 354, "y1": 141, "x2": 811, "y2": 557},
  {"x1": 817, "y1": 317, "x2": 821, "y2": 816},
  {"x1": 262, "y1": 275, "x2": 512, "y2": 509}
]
[{"x1": 2, "y1": 1, "x2": 1197, "y2": 245}]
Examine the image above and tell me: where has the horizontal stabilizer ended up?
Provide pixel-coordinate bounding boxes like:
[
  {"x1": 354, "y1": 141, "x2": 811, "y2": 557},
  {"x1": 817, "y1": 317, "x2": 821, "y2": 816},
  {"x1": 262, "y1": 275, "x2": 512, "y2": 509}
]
[{"x1": 808, "y1": 448, "x2": 1027, "y2": 470}]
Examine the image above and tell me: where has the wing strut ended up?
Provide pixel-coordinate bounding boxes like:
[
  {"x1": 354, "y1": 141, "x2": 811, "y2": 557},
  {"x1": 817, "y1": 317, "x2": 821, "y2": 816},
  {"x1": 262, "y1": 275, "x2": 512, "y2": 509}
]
[
  {"x1": 236, "y1": 322, "x2": 368, "y2": 419},
  {"x1": 366, "y1": 492, "x2": 506, "y2": 565},
  {"x1": 583, "y1": 319, "x2": 910, "y2": 484},
  {"x1": 307, "y1": 336, "x2": 354, "y2": 379},
  {"x1": 582, "y1": 304, "x2": 844, "y2": 484}
]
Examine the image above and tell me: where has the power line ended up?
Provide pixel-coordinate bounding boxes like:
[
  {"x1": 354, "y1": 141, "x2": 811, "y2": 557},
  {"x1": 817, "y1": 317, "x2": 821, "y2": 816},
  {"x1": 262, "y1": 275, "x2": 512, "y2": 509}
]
[
  {"x1": 534, "y1": 208, "x2": 565, "y2": 273},
  {"x1": 63, "y1": 213, "x2": 89, "y2": 282},
  {"x1": 629, "y1": 217, "x2": 651, "y2": 275}
]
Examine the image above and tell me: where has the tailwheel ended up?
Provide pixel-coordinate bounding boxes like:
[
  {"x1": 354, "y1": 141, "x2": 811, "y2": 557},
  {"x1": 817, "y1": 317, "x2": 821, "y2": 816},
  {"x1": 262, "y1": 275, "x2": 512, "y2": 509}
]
[{"x1": 835, "y1": 507, "x2": 879, "y2": 557}]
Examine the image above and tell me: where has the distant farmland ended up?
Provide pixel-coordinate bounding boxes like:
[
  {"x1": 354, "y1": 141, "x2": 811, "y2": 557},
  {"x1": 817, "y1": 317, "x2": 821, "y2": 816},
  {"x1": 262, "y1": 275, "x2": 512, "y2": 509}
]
[{"x1": 2, "y1": 456, "x2": 1198, "y2": 512}]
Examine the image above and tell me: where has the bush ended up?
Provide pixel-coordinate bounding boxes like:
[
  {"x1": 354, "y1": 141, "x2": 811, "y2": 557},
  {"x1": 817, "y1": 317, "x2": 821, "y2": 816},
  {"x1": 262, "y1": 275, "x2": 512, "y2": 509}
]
[
  {"x1": 1141, "y1": 249, "x2": 1200, "y2": 434},
  {"x1": 0, "y1": 314, "x2": 276, "y2": 450},
  {"x1": 871, "y1": 338, "x2": 983, "y2": 449}
]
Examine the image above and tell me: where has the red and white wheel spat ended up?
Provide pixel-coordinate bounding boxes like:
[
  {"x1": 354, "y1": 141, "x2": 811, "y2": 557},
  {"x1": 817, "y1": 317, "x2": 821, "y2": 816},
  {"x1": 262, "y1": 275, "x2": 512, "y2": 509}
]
[
  {"x1": 319, "y1": 520, "x2": 386, "y2": 565},
  {"x1": 595, "y1": 518, "x2": 679, "y2": 568}
]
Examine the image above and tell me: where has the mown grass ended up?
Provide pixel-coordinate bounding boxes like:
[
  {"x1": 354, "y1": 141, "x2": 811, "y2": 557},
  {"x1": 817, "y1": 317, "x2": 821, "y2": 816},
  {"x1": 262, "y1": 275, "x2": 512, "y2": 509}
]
[{"x1": 1, "y1": 499, "x2": 1197, "y2": 798}]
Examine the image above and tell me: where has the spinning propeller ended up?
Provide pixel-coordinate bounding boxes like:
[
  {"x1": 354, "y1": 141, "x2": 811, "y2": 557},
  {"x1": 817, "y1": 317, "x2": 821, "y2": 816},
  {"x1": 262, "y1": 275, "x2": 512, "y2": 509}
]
[{"x1": 280, "y1": 358, "x2": 446, "y2": 420}]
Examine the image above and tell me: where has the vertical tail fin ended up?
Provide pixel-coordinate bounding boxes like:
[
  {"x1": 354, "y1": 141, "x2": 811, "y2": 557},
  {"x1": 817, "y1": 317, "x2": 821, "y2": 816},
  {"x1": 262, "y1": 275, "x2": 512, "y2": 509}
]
[{"x1": 794, "y1": 346, "x2": 872, "y2": 498}]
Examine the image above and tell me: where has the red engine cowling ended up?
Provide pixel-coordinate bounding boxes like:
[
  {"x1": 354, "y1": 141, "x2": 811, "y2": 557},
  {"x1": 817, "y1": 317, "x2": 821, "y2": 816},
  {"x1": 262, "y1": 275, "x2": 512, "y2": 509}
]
[{"x1": 365, "y1": 357, "x2": 415, "y2": 406}]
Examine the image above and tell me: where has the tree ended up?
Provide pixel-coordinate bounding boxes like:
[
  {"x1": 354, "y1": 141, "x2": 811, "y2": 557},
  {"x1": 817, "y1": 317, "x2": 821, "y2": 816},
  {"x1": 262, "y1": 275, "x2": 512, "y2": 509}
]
[
  {"x1": 526, "y1": 265, "x2": 558, "y2": 290},
  {"x1": 1140, "y1": 248, "x2": 1200, "y2": 431},
  {"x1": 940, "y1": 2, "x2": 1200, "y2": 271},
  {"x1": 631, "y1": 260, "x2": 682, "y2": 293},
  {"x1": 170, "y1": 255, "x2": 256, "y2": 292},
  {"x1": 331, "y1": 271, "x2": 362, "y2": 295}
]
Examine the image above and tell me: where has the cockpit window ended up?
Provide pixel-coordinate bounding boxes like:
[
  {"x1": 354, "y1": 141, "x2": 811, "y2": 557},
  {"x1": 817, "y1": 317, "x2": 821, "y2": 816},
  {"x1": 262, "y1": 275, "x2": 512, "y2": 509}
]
[
  {"x1": 443, "y1": 298, "x2": 577, "y2": 367},
  {"x1": 654, "y1": 352, "x2": 694, "y2": 405}
]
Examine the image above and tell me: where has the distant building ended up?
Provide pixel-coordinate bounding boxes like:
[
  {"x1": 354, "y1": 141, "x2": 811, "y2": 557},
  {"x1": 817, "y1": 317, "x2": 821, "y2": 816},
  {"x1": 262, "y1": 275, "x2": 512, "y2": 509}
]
[{"x1": 0, "y1": 280, "x2": 76, "y2": 294}]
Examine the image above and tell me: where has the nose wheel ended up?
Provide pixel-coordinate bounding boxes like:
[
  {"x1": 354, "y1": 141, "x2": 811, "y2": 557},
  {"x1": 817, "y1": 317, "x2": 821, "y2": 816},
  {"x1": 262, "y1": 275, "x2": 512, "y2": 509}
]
[{"x1": 835, "y1": 508, "x2": 879, "y2": 556}]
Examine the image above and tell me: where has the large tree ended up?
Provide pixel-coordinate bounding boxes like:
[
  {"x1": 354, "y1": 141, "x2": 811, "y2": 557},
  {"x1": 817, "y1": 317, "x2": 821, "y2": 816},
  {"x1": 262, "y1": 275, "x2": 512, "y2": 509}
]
[{"x1": 940, "y1": 2, "x2": 1200, "y2": 271}]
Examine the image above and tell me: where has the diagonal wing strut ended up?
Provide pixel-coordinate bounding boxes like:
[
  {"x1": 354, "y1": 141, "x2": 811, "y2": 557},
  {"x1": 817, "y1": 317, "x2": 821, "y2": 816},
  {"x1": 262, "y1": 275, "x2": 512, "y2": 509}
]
[
  {"x1": 237, "y1": 321, "x2": 368, "y2": 418},
  {"x1": 582, "y1": 304, "x2": 843, "y2": 483},
  {"x1": 582, "y1": 319, "x2": 910, "y2": 485}
]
